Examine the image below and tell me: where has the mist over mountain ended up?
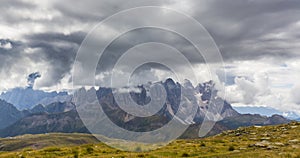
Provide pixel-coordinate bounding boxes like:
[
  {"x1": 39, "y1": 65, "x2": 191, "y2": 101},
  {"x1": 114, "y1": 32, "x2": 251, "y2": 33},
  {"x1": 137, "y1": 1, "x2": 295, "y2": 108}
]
[{"x1": 0, "y1": 73, "x2": 71, "y2": 110}]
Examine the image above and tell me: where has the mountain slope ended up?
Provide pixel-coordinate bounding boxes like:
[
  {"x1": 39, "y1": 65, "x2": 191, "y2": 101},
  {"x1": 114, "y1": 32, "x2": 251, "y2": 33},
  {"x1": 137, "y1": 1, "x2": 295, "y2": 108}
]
[
  {"x1": 0, "y1": 109, "x2": 289, "y2": 138},
  {"x1": 0, "y1": 122, "x2": 299, "y2": 157},
  {"x1": 0, "y1": 110, "x2": 88, "y2": 138},
  {"x1": 207, "y1": 114, "x2": 290, "y2": 136},
  {"x1": 30, "y1": 102, "x2": 75, "y2": 114},
  {"x1": 0, "y1": 100, "x2": 75, "y2": 130},
  {"x1": 0, "y1": 99, "x2": 28, "y2": 129},
  {"x1": 180, "y1": 114, "x2": 290, "y2": 138}
]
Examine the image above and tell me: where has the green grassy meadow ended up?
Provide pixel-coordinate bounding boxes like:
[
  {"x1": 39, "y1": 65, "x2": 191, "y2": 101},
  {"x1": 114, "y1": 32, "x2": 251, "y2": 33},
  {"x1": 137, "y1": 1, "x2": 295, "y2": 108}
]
[{"x1": 0, "y1": 122, "x2": 299, "y2": 158}]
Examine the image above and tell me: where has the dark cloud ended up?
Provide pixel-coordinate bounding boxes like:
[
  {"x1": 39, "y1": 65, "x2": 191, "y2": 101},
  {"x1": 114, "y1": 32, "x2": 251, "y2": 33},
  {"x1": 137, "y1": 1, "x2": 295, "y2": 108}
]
[
  {"x1": 0, "y1": 31, "x2": 85, "y2": 89},
  {"x1": 52, "y1": 0, "x2": 172, "y2": 23},
  {"x1": 24, "y1": 32, "x2": 85, "y2": 87},
  {"x1": 65, "y1": 0, "x2": 300, "y2": 62},
  {"x1": 192, "y1": 0, "x2": 300, "y2": 61},
  {"x1": 96, "y1": 28, "x2": 204, "y2": 74},
  {"x1": 0, "y1": 39, "x2": 25, "y2": 71},
  {"x1": 1, "y1": 0, "x2": 300, "y2": 90},
  {"x1": 25, "y1": 31, "x2": 85, "y2": 46},
  {"x1": 27, "y1": 72, "x2": 41, "y2": 88}
]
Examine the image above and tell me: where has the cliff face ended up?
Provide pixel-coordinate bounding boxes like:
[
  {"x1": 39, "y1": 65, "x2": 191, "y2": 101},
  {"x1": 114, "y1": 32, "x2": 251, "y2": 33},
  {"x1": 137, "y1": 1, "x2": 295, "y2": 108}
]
[{"x1": 96, "y1": 79, "x2": 239, "y2": 128}]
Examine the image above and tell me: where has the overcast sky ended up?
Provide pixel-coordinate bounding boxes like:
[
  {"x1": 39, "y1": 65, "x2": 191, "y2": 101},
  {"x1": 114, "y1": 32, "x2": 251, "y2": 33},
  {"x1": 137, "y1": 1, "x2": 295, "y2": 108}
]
[{"x1": 0, "y1": 0, "x2": 300, "y2": 114}]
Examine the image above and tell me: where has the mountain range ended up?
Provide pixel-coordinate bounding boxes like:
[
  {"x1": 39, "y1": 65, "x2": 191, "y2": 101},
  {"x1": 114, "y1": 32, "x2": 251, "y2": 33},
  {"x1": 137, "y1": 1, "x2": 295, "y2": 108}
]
[
  {"x1": 234, "y1": 106, "x2": 300, "y2": 120},
  {"x1": 0, "y1": 87, "x2": 71, "y2": 110},
  {"x1": 0, "y1": 79, "x2": 291, "y2": 138},
  {"x1": 0, "y1": 100, "x2": 75, "y2": 130}
]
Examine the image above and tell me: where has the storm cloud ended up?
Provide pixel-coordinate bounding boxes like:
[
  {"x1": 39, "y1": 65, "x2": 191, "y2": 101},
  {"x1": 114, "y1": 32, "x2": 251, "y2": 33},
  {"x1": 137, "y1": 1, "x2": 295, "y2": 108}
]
[
  {"x1": 0, "y1": 0, "x2": 300, "y2": 113},
  {"x1": 27, "y1": 72, "x2": 41, "y2": 88}
]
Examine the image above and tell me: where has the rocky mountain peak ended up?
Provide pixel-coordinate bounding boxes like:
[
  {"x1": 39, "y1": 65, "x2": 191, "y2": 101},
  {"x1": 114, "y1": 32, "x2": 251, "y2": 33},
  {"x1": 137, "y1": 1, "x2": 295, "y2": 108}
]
[{"x1": 183, "y1": 79, "x2": 194, "y2": 89}]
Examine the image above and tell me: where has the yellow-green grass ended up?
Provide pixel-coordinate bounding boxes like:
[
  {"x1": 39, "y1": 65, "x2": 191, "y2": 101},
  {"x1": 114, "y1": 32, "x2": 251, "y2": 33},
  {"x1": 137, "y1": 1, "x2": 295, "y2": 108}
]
[{"x1": 0, "y1": 122, "x2": 299, "y2": 158}]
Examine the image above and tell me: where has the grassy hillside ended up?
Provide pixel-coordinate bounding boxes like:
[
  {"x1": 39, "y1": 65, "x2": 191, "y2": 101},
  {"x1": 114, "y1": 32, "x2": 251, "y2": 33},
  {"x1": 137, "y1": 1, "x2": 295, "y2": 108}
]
[{"x1": 0, "y1": 122, "x2": 299, "y2": 158}]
